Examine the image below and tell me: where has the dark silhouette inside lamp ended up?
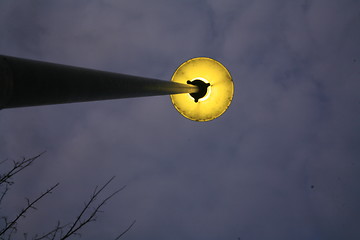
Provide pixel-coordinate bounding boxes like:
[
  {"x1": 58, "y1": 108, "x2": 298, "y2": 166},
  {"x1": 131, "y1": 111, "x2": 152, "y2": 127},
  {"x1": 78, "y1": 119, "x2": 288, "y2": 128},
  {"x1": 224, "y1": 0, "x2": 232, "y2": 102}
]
[{"x1": 186, "y1": 79, "x2": 210, "y2": 103}]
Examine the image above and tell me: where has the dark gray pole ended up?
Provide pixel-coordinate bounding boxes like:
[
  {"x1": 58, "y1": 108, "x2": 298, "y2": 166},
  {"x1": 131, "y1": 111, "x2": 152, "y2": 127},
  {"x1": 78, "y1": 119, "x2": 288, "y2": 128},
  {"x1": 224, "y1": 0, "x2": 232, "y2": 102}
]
[{"x1": 0, "y1": 55, "x2": 198, "y2": 109}]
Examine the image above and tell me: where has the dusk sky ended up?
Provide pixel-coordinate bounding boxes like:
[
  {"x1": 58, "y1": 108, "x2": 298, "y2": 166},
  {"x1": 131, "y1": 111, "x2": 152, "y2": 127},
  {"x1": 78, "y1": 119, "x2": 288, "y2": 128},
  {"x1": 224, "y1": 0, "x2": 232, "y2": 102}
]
[{"x1": 1, "y1": 0, "x2": 360, "y2": 239}]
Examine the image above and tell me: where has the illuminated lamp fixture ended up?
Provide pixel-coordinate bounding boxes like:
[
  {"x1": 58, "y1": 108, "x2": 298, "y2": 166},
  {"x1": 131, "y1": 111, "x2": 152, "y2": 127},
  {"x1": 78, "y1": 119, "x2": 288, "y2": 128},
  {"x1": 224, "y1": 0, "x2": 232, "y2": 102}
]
[{"x1": 171, "y1": 57, "x2": 234, "y2": 121}]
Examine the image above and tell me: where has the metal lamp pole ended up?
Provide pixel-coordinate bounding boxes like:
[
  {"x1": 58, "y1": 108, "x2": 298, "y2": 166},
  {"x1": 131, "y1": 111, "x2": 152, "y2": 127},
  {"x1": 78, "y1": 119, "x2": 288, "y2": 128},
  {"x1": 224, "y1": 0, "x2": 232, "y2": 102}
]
[{"x1": 0, "y1": 55, "x2": 198, "y2": 109}]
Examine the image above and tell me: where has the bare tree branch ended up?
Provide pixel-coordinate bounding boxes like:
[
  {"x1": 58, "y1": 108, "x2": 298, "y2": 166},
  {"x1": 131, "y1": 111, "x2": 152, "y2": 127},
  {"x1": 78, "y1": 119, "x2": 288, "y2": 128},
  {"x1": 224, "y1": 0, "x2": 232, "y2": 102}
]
[
  {"x1": 0, "y1": 184, "x2": 9, "y2": 205},
  {"x1": 31, "y1": 221, "x2": 69, "y2": 240},
  {"x1": 114, "y1": 220, "x2": 136, "y2": 240},
  {"x1": 0, "y1": 183, "x2": 59, "y2": 236},
  {"x1": 1, "y1": 154, "x2": 134, "y2": 240},
  {"x1": 0, "y1": 152, "x2": 45, "y2": 186},
  {"x1": 60, "y1": 177, "x2": 126, "y2": 240}
]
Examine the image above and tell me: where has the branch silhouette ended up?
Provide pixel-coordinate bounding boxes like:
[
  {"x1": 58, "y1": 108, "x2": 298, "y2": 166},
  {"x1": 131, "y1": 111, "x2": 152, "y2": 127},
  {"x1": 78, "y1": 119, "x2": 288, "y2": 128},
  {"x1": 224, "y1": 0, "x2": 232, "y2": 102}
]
[
  {"x1": 0, "y1": 154, "x2": 135, "y2": 240},
  {"x1": 0, "y1": 184, "x2": 59, "y2": 237}
]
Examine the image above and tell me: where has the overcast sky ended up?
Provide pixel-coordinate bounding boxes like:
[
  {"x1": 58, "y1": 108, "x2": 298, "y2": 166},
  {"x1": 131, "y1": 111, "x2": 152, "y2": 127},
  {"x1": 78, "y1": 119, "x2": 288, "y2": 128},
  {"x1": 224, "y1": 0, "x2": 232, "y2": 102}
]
[{"x1": 1, "y1": 0, "x2": 360, "y2": 239}]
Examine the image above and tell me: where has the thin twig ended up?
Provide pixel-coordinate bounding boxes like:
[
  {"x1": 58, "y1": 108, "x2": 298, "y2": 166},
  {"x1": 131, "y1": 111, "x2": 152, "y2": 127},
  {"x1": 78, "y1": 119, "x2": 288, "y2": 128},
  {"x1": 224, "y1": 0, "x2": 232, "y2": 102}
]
[
  {"x1": 0, "y1": 184, "x2": 9, "y2": 205},
  {"x1": 0, "y1": 152, "x2": 45, "y2": 186},
  {"x1": 32, "y1": 221, "x2": 69, "y2": 240},
  {"x1": 60, "y1": 177, "x2": 125, "y2": 240},
  {"x1": 114, "y1": 220, "x2": 136, "y2": 240},
  {"x1": 0, "y1": 183, "x2": 59, "y2": 236}
]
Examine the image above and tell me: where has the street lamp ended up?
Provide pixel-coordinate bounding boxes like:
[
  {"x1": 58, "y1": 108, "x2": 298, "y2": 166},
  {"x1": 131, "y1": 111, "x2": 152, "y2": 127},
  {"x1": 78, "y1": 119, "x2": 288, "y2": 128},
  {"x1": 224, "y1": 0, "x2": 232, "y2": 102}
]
[
  {"x1": 171, "y1": 57, "x2": 233, "y2": 121},
  {"x1": 0, "y1": 55, "x2": 233, "y2": 121}
]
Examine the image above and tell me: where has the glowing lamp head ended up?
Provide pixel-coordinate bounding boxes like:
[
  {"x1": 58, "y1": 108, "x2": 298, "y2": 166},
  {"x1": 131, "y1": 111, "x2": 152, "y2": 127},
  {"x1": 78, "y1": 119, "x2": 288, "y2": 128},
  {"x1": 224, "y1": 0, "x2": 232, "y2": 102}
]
[{"x1": 170, "y1": 57, "x2": 234, "y2": 121}]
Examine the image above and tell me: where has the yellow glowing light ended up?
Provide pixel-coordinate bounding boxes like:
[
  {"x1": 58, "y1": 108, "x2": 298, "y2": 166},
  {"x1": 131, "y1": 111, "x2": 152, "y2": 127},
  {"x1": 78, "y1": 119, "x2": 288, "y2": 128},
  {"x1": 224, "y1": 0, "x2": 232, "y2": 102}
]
[{"x1": 170, "y1": 57, "x2": 234, "y2": 121}]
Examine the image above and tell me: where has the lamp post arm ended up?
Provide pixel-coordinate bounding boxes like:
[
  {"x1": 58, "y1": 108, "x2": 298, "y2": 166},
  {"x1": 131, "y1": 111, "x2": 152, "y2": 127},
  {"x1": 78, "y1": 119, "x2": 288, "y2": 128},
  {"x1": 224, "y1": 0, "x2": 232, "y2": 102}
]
[{"x1": 0, "y1": 55, "x2": 198, "y2": 109}]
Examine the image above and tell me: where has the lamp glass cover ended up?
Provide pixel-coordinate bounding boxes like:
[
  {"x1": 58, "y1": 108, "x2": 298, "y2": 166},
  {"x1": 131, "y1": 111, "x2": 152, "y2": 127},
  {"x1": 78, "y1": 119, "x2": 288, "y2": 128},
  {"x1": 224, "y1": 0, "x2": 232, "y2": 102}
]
[{"x1": 170, "y1": 57, "x2": 234, "y2": 121}]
